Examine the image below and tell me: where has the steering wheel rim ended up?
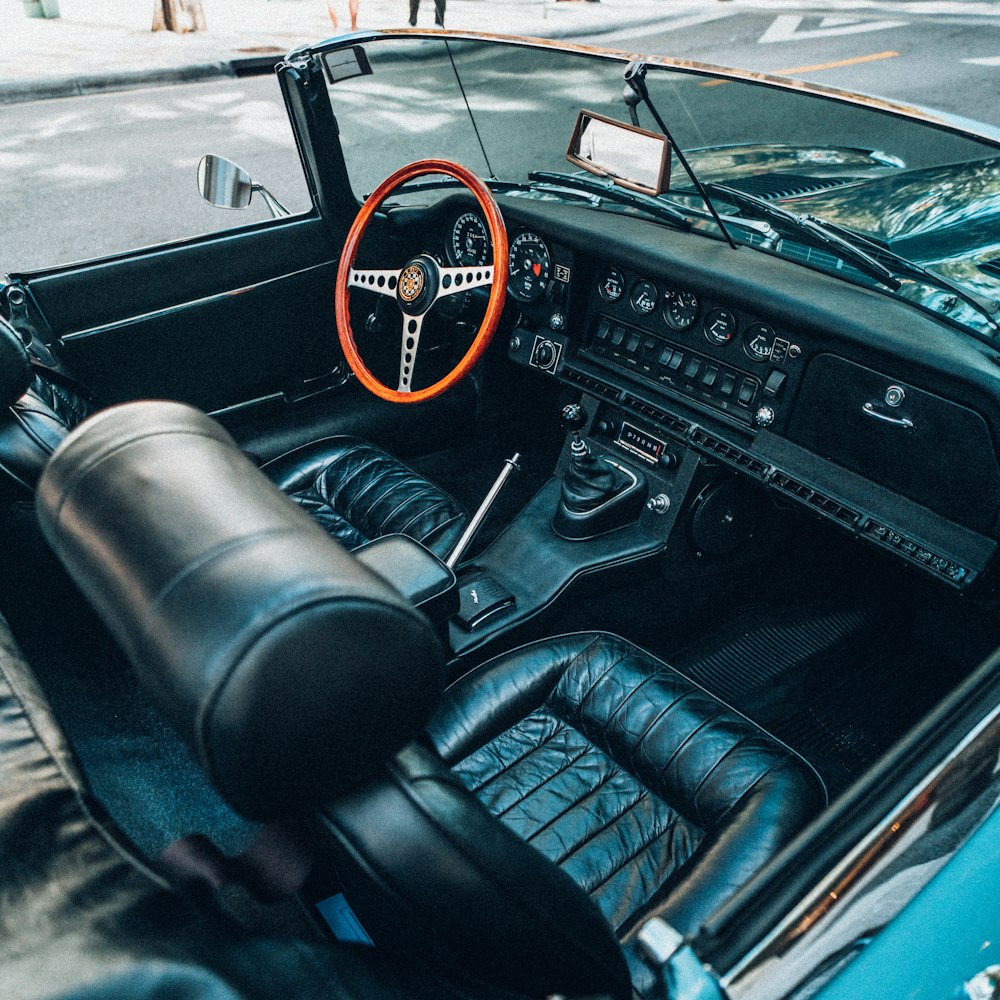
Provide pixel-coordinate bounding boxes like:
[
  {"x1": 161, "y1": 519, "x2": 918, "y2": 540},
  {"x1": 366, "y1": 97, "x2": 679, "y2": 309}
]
[{"x1": 334, "y1": 159, "x2": 509, "y2": 404}]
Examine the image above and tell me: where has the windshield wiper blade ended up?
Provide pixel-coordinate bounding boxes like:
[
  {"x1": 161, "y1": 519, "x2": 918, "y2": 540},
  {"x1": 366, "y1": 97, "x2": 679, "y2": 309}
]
[
  {"x1": 706, "y1": 183, "x2": 901, "y2": 291},
  {"x1": 528, "y1": 171, "x2": 693, "y2": 230},
  {"x1": 803, "y1": 217, "x2": 1000, "y2": 335}
]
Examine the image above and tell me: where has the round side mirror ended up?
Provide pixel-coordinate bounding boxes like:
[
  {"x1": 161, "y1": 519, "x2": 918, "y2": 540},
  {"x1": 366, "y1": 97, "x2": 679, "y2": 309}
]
[{"x1": 197, "y1": 154, "x2": 252, "y2": 210}]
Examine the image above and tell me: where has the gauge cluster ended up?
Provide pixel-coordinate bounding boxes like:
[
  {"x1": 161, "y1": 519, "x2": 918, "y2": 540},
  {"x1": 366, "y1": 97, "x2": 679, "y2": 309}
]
[
  {"x1": 447, "y1": 215, "x2": 572, "y2": 323},
  {"x1": 579, "y1": 265, "x2": 806, "y2": 430}
]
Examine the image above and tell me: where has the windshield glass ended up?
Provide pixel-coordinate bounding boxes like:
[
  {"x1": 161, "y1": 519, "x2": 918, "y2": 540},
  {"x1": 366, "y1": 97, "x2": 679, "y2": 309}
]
[{"x1": 324, "y1": 36, "x2": 1000, "y2": 336}]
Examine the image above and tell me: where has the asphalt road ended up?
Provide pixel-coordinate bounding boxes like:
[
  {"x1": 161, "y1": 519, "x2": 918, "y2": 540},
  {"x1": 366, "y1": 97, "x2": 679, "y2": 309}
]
[{"x1": 1, "y1": 1, "x2": 998, "y2": 277}]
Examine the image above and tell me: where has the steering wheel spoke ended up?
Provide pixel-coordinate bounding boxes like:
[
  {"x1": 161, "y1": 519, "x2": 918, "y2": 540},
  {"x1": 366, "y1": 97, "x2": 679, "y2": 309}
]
[
  {"x1": 397, "y1": 314, "x2": 425, "y2": 392},
  {"x1": 435, "y1": 265, "x2": 495, "y2": 301},
  {"x1": 348, "y1": 267, "x2": 400, "y2": 299}
]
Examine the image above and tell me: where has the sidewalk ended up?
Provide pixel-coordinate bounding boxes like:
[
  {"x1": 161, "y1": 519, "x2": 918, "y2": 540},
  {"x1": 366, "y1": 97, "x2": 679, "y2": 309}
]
[{"x1": 0, "y1": 0, "x2": 671, "y2": 104}]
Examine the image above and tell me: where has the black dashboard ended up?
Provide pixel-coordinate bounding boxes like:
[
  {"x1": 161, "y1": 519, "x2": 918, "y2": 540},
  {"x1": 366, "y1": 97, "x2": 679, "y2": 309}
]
[{"x1": 470, "y1": 194, "x2": 1000, "y2": 592}]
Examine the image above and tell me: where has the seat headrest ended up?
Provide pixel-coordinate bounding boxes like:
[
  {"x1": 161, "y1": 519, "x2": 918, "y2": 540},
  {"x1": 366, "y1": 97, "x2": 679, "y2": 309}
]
[
  {"x1": 0, "y1": 316, "x2": 32, "y2": 408},
  {"x1": 36, "y1": 401, "x2": 446, "y2": 819}
]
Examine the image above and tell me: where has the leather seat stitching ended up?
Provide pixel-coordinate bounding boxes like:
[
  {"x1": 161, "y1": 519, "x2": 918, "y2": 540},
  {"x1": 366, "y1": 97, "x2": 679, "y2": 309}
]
[
  {"x1": 369, "y1": 484, "x2": 436, "y2": 531},
  {"x1": 550, "y1": 784, "x2": 655, "y2": 867},
  {"x1": 558, "y1": 646, "x2": 635, "y2": 719},
  {"x1": 327, "y1": 453, "x2": 382, "y2": 508},
  {"x1": 628, "y1": 689, "x2": 689, "y2": 773},
  {"x1": 579, "y1": 809, "x2": 675, "y2": 896},
  {"x1": 460, "y1": 717, "x2": 566, "y2": 792},
  {"x1": 395, "y1": 497, "x2": 452, "y2": 535},
  {"x1": 493, "y1": 740, "x2": 593, "y2": 820},
  {"x1": 418, "y1": 511, "x2": 464, "y2": 544}
]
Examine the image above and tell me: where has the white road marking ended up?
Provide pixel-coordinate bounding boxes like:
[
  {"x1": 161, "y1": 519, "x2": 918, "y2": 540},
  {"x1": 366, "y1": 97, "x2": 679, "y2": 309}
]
[
  {"x1": 585, "y1": 11, "x2": 735, "y2": 45},
  {"x1": 759, "y1": 14, "x2": 908, "y2": 43},
  {"x1": 963, "y1": 56, "x2": 1000, "y2": 65},
  {"x1": 734, "y1": 0, "x2": 1000, "y2": 14}
]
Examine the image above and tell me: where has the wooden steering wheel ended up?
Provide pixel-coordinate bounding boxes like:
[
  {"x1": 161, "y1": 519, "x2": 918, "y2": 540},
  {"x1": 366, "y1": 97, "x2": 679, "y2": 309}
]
[{"x1": 334, "y1": 159, "x2": 509, "y2": 403}]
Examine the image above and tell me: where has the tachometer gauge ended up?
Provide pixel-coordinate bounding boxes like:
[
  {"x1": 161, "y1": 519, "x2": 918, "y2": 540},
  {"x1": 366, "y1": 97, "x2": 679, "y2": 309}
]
[
  {"x1": 599, "y1": 267, "x2": 625, "y2": 302},
  {"x1": 508, "y1": 231, "x2": 551, "y2": 303},
  {"x1": 630, "y1": 279, "x2": 658, "y2": 316},
  {"x1": 743, "y1": 322, "x2": 774, "y2": 362},
  {"x1": 704, "y1": 307, "x2": 737, "y2": 346},
  {"x1": 662, "y1": 290, "x2": 698, "y2": 331},
  {"x1": 450, "y1": 212, "x2": 491, "y2": 267}
]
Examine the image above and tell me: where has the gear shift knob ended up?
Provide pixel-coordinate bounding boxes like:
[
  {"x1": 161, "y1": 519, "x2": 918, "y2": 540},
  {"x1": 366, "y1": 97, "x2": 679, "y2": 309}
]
[{"x1": 561, "y1": 403, "x2": 587, "y2": 434}]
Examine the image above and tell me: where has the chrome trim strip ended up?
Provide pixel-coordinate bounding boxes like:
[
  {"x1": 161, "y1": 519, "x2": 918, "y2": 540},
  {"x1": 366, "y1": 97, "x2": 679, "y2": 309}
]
[{"x1": 59, "y1": 259, "x2": 335, "y2": 343}]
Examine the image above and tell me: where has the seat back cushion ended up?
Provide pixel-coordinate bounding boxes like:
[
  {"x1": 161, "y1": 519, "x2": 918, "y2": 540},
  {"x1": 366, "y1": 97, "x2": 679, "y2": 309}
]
[{"x1": 428, "y1": 632, "x2": 827, "y2": 938}]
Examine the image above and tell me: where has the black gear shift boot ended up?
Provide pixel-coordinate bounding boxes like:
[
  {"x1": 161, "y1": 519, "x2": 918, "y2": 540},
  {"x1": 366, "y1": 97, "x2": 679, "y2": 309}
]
[
  {"x1": 553, "y1": 451, "x2": 648, "y2": 541},
  {"x1": 561, "y1": 454, "x2": 631, "y2": 513}
]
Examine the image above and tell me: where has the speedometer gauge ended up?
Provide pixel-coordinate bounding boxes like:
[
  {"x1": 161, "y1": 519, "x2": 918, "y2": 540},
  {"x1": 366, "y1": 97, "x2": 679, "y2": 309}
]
[
  {"x1": 508, "y1": 231, "x2": 551, "y2": 303},
  {"x1": 450, "y1": 212, "x2": 490, "y2": 266}
]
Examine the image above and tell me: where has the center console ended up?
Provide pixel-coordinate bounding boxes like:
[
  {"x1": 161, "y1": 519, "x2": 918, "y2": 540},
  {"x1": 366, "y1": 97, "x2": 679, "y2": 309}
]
[{"x1": 448, "y1": 402, "x2": 700, "y2": 661}]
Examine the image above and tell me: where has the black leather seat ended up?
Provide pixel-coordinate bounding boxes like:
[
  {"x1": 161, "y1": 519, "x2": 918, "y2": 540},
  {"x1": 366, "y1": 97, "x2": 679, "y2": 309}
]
[
  {"x1": 37, "y1": 401, "x2": 826, "y2": 1000},
  {"x1": 261, "y1": 437, "x2": 467, "y2": 558},
  {"x1": 0, "y1": 316, "x2": 467, "y2": 559},
  {"x1": 428, "y1": 632, "x2": 827, "y2": 939}
]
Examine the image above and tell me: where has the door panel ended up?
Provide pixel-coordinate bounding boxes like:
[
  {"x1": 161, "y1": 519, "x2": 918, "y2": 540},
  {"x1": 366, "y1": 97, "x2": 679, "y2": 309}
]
[{"x1": 16, "y1": 216, "x2": 343, "y2": 414}]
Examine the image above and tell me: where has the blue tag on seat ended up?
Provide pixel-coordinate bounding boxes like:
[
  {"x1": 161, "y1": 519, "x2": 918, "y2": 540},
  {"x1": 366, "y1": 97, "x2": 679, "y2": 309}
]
[{"x1": 315, "y1": 892, "x2": 375, "y2": 946}]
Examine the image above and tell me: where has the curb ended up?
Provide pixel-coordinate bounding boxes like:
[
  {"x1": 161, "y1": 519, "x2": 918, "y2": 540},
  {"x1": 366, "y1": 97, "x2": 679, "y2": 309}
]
[{"x1": 0, "y1": 54, "x2": 284, "y2": 106}]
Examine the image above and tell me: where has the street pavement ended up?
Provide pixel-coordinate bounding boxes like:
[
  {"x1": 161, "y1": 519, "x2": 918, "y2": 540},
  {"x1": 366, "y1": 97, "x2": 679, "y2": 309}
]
[{"x1": 0, "y1": 0, "x2": 670, "y2": 103}]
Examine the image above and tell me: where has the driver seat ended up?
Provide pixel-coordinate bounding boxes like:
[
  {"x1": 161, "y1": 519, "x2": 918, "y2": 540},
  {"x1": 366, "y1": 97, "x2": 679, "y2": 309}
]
[{"x1": 0, "y1": 317, "x2": 467, "y2": 559}]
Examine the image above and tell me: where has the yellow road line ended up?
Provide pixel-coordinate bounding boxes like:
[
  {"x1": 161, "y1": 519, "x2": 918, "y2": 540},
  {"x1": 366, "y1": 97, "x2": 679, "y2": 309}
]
[{"x1": 700, "y1": 50, "x2": 900, "y2": 86}]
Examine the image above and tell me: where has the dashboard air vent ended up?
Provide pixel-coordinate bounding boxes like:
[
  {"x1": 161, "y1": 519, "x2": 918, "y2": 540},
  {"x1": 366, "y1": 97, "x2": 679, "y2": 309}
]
[
  {"x1": 690, "y1": 429, "x2": 770, "y2": 478},
  {"x1": 770, "y1": 472, "x2": 860, "y2": 526},
  {"x1": 563, "y1": 367, "x2": 621, "y2": 402},
  {"x1": 621, "y1": 394, "x2": 690, "y2": 435}
]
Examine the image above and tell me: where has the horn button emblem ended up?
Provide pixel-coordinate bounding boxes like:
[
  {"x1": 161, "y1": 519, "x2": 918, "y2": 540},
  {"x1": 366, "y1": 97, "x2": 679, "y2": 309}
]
[{"x1": 399, "y1": 263, "x2": 426, "y2": 303}]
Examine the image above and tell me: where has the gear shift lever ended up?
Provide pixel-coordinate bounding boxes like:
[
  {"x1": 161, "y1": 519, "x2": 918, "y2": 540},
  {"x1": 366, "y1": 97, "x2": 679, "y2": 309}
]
[
  {"x1": 558, "y1": 404, "x2": 627, "y2": 513},
  {"x1": 553, "y1": 403, "x2": 647, "y2": 539}
]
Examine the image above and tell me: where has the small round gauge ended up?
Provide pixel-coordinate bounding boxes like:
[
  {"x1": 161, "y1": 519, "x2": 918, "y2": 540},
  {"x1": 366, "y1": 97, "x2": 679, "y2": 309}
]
[
  {"x1": 743, "y1": 322, "x2": 774, "y2": 362},
  {"x1": 508, "y1": 231, "x2": 551, "y2": 303},
  {"x1": 450, "y1": 212, "x2": 490, "y2": 266},
  {"x1": 630, "y1": 279, "x2": 658, "y2": 316},
  {"x1": 662, "y1": 290, "x2": 699, "y2": 331},
  {"x1": 703, "y1": 307, "x2": 737, "y2": 346},
  {"x1": 599, "y1": 267, "x2": 625, "y2": 302}
]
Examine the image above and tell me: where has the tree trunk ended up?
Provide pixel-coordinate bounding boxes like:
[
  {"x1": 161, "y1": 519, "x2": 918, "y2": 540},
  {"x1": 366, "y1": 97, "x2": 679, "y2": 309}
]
[{"x1": 152, "y1": 0, "x2": 207, "y2": 33}]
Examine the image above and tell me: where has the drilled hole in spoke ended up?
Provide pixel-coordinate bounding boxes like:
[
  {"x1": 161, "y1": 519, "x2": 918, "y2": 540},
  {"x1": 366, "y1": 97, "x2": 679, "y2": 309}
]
[
  {"x1": 377, "y1": 275, "x2": 385, "y2": 287},
  {"x1": 405, "y1": 353, "x2": 412, "y2": 363},
  {"x1": 389, "y1": 276, "x2": 397, "y2": 289},
  {"x1": 407, "y1": 319, "x2": 418, "y2": 333},
  {"x1": 455, "y1": 274, "x2": 464, "y2": 286},
  {"x1": 442, "y1": 274, "x2": 452, "y2": 288},
  {"x1": 406, "y1": 337, "x2": 415, "y2": 350},
  {"x1": 476, "y1": 271, "x2": 482, "y2": 281}
]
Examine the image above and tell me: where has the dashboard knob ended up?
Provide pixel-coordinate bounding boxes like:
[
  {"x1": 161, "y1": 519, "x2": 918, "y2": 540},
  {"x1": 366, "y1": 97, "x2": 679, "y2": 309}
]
[
  {"x1": 646, "y1": 493, "x2": 671, "y2": 514},
  {"x1": 755, "y1": 405, "x2": 776, "y2": 427},
  {"x1": 533, "y1": 340, "x2": 556, "y2": 370},
  {"x1": 658, "y1": 452, "x2": 678, "y2": 470},
  {"x1": 550, "y1": 311, "x2": 565, "y2": 331},
  {"x1": 509, "y1": 334, "x2": 521, "y2": 352}
]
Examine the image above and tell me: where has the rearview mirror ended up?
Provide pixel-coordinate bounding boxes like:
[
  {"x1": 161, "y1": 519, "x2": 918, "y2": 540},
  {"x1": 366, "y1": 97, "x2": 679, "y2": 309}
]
[
  {"x1": 566, "y1": 110, "x2": 670, "y2": 196},
  {"x1": 197, "y1": 154, "x2": 252, "y2": 209}
]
